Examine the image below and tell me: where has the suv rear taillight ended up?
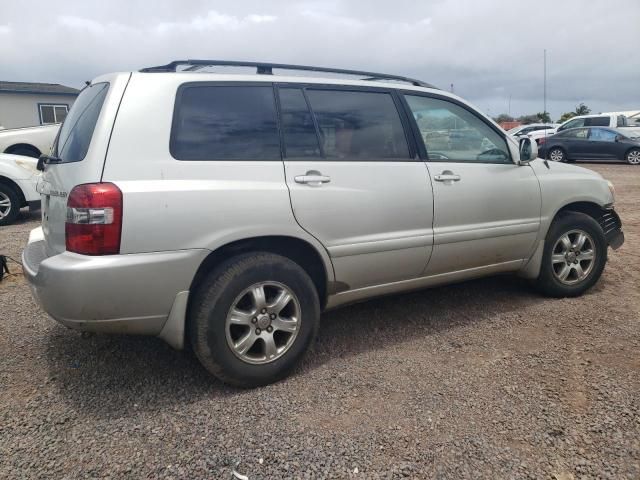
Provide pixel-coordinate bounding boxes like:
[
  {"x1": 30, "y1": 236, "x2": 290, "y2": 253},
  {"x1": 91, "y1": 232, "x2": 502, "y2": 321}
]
[{"x1": 66, "y1": 183, "x2": 122, "y2": 255}]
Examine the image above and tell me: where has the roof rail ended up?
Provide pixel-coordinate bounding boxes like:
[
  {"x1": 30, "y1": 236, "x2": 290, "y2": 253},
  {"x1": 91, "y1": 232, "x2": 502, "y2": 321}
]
[{"x1": 139, "y1": 60, "x2": 437, "y2": 89}]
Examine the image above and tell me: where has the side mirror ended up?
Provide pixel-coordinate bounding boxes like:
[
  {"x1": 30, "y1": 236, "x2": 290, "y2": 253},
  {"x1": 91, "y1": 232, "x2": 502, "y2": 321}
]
[
  {"x1": 37, "y1": 155, "x2": 46, "y2": 171},
  {"x1": 519, "y1": 137, "x2": 538, "y2": 164},
  {"x1": 615, "y1": 135, "x2": 624, "y2": 142}
]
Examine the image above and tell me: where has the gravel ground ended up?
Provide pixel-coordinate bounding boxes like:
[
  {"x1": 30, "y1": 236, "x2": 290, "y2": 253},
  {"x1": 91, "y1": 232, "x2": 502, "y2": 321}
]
[{"x1": 0, "y1": 163, "x2": 638, "y2": 479}]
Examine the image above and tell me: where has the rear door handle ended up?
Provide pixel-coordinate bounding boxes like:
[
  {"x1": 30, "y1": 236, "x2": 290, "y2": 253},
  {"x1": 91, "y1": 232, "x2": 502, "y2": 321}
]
[
  {"x1": 434, "y1": 172, "x2": 461, "y2": 182},
  {"x1": 294, "y1": 171, "x2": 331, "y2": 186}
]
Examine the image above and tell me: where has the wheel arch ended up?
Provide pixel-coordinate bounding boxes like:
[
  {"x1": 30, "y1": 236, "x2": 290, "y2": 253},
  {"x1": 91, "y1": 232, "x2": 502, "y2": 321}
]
[
  {"x1": 624, "y1": 146, "x2": 640, "y2": 162},
  {"x1": 520, "y1": 200, "x2": 611, "y2": 280},
  {"x1": 4, "y1": 143, "x2": 41, "y2": 158},
  {"x1": 188, "y1": 235, "x2": 332, "y2": 311},
  {"x1": 0, "y1": 175, "x2": 26, "y2": 206}
]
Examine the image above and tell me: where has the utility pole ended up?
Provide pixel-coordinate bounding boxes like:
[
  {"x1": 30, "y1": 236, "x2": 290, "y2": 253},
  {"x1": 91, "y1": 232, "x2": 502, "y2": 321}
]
[
  {"x1": 508, "y1": 94, "x2": 512, "y2": 117},
  {"x1": 543, "y1": 49, "x2": 547, "y2": 119},
  {"x1": 450, "y1": 83, "x2": 454, "y2": 94}
]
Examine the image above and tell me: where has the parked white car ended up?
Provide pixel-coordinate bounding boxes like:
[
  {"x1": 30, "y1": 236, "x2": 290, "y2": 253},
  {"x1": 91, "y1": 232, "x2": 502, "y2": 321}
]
[
  {"x1": 0, "y1": 153, "x2": 41, "y2": 225},
  {"x1": 556, "y1": 114, "x2": 632, "y2": 133},
  {"x1": 0, "y1": 124, "x2": 59, "y2": 158}
]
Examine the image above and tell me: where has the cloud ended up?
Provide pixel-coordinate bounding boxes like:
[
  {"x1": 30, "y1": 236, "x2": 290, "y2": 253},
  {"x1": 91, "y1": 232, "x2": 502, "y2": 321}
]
[
  {"x1": 0, "y1": 0, "x2": 638, "y2": 119},
  {"x1": 155, "y1": 10, "x2": 277, "y2": 33}
]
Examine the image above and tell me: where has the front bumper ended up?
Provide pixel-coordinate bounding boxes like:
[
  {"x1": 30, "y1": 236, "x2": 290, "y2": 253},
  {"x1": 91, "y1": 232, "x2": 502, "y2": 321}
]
[
  {"x1": 22, "y1": 227, "x2": 207, "y2": 338},
  {"x1": 600, "y1": 209, "x2": 624, "y2": 250}
]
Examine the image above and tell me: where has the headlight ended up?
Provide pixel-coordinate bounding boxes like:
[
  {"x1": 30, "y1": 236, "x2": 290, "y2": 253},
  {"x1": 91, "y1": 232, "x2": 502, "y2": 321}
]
[
  {"x1": 607, "y1": 180, "x2": 615, "y2": 204},
  {"x1": 14, "y1": 158, "x2": 39, "y2": 175}
]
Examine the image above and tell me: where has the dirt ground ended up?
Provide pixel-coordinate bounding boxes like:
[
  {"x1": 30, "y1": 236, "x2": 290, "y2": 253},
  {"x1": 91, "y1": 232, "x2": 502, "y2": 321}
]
[{"x1": 0, "y1": 163, "x2": 638, "y2": 479}]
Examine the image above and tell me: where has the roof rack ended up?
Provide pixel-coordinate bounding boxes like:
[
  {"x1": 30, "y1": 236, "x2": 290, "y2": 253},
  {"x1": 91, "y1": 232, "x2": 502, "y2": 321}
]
[{"x1": 139, "y1": 60, "x2": 437, "y2": 89}]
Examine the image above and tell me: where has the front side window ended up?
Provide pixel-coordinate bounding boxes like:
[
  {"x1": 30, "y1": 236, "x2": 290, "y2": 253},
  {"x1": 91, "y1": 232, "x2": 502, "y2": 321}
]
[
  {"x1": 304, "y1": 89, "x2": 410, "y2": 160},
  {"x1": 560, "y1": 118, "x2": 585, "y2": 131},
  {"x1": 55, "y1": 83, "x2": 109, "y2": 163},
  {"x1": 616, "y1": 115, "x2": 629, "y2": 127},
  {"x1": 560, "y1": 128, "x2": 589, "y2": 139},
  {"x1": 171, "y1": 85, "x2": 280, "y2": 160},
  {"x1": 589, "y1": 128, "x2": 617, "y2": 142},
  {"x1": 39, "y1": 104, "x2": 69, "y2": 124},
  {"x1": 405, "y1": 95, "x2": 510, "y2": 163}
]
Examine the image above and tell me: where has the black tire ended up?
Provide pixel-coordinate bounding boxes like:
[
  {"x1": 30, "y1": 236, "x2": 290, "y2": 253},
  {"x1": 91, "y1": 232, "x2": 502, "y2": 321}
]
[
  {"x1": 533, "y1": 212, "x2": 607, "y2": 298},
  {"x1": 625, "y1": 148, "x2": 640, "y2": 165},
  {"x1": 547, "y1": 147, "x2": 566, "y2": 162},
  {"x1": 6, "y1": 145, "x2": 40, "y2": 158},
  {"x1": 0, "y1": 183, "x2": 21, "y2": 226},
  {"x1": 189, "y1": 252, "x2": 320, "y2": 387}
]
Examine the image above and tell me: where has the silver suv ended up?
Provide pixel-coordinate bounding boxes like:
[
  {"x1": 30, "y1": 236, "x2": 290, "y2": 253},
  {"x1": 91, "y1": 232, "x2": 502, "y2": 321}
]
[{"x1": 23, "y1": 60, "x2": 624, "y2": 387}]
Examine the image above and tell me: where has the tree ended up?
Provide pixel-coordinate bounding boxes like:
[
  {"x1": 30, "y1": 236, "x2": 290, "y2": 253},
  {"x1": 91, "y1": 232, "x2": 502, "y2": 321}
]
[
  {"x1": 493, "y1": 113, "x2": 515, "y2": 123},
  {"x1": 517, "y1": 114, "x2": 539, "y2": 125},
  {"x1": 574, "y1": 103, "x2": 591, "y2": 116},
  {"x1": 536, "y1": 111, "x2": 551, "y2": 123},
  {"x1": 558, "y1": 112, "x2": 576, "y2": 123}
]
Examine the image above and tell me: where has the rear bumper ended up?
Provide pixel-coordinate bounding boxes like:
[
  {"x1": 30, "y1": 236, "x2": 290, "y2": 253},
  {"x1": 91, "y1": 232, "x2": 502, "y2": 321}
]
[{"x1": 22, "y1": 227, "x2": 207, "y2": 340}]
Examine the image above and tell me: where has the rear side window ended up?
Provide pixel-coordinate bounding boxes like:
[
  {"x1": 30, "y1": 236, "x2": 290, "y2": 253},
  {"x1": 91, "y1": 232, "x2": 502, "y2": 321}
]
[
  {"x1": 584, "y1": 116, "x2": 610, "y2": 127},
  {"x1": 171, "y1": 85, "x2": 280, "y2": 160},
  {"x1": 278, "y1": 88, "x2": 321, "y2": 158},
  {"x1": 305, "y1": 89, "x2": 410, "y2": 160},
  {"x1": 55, "y1": 83, "x2": 109, "y2": 163}
]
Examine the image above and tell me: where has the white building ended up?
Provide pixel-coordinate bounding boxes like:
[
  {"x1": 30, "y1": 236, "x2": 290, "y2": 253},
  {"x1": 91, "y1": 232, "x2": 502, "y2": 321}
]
[{"x1": 0, "y1": 81, "x2": 79, "y2": 129}]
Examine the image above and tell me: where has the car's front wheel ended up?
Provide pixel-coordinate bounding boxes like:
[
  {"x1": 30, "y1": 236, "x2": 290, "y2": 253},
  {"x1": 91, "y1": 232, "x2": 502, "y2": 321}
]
[
  {"x1": 548, "y1": 147, "x2": 566, "y2": 162},
  {"x1": 0, "y1": 183, "x2": 21, "y2": 226},
  {"x1": 533, "y1": 212, "x2": 607, "y2": 297},
  {"x1": 189, "y1": 252, "x2": 320, "y2": 387},
  {"x1": 625, "y1": 148, "x2": 640, "y2": 165}
]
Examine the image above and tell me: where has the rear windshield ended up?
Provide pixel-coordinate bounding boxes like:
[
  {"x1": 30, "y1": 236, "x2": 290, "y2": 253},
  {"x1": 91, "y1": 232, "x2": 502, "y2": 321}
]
[{"x1": 54, "y1": 82, "x2": 109, "y2": 163}]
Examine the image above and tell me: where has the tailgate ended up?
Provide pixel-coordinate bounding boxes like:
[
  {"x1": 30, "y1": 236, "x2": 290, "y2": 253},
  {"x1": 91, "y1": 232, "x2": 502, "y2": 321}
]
[{"x1": 40, "y1": 73, "x2": 131, "y2": 256}]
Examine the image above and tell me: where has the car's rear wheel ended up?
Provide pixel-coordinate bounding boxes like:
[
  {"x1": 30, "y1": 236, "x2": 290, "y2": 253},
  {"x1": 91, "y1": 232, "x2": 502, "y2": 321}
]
[
  {"x1": 625, "y1": 148, "x2": 640, "y2": 165},
  {"x1": 189, "y1": 252, "x2": 320, "y2": 387},
  {"x1": 0, "y1": 183, "x2": 21, "y2": 226},
  {"x1": 533, "y1": 212, "x2": 607, "y2": 297},
  {"x1": 548, "y1": 147, "x2": 566, "y2": 162}
]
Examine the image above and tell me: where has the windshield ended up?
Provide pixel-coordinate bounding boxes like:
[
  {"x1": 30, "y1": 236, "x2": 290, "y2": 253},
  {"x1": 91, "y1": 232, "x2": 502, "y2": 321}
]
[{"x1": 54, "y1": 82, "x2": 109, "y2": 163}]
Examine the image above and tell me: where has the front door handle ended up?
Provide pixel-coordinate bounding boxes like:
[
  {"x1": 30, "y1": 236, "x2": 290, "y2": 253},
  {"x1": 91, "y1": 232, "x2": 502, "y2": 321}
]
[
  {"x1": 434, "y1": 171, "x2": 461, "y2": 182},
  {"x1": 294, "y1": 171, "x2": 331, "y2": 186}
]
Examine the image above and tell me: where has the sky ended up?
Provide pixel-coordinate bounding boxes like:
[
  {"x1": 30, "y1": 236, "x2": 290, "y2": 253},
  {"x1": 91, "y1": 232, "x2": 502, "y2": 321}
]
[{"x1": 1, "y1": 0, "x2": 638, "y2": 121}]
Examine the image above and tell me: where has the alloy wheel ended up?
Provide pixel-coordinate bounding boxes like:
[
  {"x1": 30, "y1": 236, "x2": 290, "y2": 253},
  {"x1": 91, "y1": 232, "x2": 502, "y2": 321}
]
[
  {"x1": 0, "y1": 192, "x2": 11, "y2": 220},
  {"x1": 549, "y1": 149, "x2": 565, "y2": 162},
  {"x1": 627, "y1": 150, "x2": 640, "y2": 165},
  {"x1": 225, "y1": 281, "x2": 301, "y2": 365},
  {"x1": 551, "y1": 229, "x2": 596, "y2": 285}
]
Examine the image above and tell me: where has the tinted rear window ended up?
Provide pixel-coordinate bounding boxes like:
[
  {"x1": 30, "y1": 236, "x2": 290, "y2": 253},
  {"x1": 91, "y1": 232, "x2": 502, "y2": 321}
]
[
  {"x1": 171, "y1": 85, "x2": 280, "y2": 160},
  {"x1": 55, "y1": 82, "x2": 109, "y2": 163}
]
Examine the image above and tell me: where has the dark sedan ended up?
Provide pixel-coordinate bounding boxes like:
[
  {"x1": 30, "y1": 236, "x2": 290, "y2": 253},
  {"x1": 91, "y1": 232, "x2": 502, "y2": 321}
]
[{"x1": 539, "y1": 127, "x2": 640, "y2": 164}]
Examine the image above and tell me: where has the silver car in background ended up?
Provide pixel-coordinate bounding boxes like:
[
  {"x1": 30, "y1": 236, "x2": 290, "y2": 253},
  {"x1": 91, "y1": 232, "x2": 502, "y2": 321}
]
[{"x1": 22, "y1": 60, "x2": 624, "y2": 387}]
